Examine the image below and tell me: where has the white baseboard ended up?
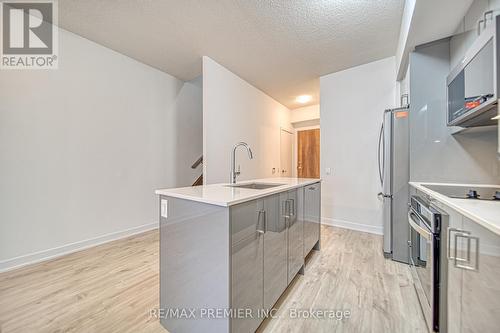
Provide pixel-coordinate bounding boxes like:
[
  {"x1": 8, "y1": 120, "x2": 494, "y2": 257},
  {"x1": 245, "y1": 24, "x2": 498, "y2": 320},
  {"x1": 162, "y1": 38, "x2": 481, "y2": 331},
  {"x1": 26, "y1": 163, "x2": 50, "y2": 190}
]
[
  {"x1": 0, "y1": 222, "x2": 158, "y2": 273},
  {"x1": 322, "y1": 217, "x2": 383, "y2": 235}
]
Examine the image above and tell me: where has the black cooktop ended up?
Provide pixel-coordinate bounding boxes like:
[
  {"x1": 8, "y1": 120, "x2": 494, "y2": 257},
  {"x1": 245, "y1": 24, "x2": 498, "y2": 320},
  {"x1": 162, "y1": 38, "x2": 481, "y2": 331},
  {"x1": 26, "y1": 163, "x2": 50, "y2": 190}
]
[{"x1": 422, "y1": 184, "x2": 500, "y2": 201}]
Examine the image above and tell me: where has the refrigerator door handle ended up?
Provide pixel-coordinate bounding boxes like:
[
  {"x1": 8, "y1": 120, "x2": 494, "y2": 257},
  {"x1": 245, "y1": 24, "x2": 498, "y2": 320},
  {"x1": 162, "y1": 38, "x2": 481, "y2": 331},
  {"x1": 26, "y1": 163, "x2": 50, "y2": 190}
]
[
  {"x1": 378, "y1": 192, "x2": 393, "y2": 199},
  {"x1": 377, "y1": 122, "x2": 385, "y2": 187}
]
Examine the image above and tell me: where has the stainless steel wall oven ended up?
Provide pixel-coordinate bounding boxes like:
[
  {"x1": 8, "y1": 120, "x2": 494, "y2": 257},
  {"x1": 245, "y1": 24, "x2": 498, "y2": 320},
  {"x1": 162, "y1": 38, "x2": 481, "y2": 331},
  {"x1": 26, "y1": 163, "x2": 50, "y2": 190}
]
[{"x1": 408, "y1": 196, "x2": 447, "y2": 332}]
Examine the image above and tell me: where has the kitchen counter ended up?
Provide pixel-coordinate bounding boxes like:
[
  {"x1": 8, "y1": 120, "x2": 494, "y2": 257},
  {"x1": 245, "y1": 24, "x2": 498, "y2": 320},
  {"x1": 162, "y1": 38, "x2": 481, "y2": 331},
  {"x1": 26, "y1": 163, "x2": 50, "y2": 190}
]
[
  {"x1": 155, "y1": 177, "x2": 320, "y2": 207},
  {"x1": 157, "y1": 178, "x2": 321, "y2": 333},
  {"x1": 410, "y1": 182, "x2": 500, "y2": 236}
]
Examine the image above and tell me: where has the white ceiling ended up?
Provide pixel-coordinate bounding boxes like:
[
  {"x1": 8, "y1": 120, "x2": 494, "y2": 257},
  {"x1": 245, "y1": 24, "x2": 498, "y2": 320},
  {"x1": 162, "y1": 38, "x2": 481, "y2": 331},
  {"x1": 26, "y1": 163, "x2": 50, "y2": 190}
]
[{"x1": 58, "y1": 0, "x2": 404, "y2": 109}]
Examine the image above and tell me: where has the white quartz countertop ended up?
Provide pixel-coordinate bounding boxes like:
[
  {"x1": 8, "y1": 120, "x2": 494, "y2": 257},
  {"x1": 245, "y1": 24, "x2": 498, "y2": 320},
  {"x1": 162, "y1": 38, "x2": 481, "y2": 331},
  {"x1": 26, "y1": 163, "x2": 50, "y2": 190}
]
[
  {"x1": 155, "y1": 177, "x2": 321, "y2": 207},
  {"x1": 410, "y1": 182, "x2": 500, "y2": 236}
]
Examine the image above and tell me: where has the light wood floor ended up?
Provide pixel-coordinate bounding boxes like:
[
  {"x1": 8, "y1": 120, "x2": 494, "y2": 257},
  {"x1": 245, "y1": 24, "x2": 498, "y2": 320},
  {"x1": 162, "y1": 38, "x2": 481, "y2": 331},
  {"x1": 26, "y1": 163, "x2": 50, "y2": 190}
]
[
  {"x1": 0, "y1": 226, "x2": 426, "y2": 333},
  {"x1": 259, "y1": 226, "x2": 427, "y2": 333}
]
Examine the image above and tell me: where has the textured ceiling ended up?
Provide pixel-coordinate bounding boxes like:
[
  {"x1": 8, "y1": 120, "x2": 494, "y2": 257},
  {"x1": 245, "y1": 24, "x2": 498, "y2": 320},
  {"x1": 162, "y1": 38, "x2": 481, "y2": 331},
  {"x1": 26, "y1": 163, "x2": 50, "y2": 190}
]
[{"x1": 58, "y1": 0, "x2": 404, "y2": 108}]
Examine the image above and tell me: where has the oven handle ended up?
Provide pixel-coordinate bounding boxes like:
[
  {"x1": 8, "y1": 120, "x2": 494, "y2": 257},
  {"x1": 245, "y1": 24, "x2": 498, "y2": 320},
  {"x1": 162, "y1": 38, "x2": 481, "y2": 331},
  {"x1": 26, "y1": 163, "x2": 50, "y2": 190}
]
[{"x1": 408, "y1": 211, "x2": 431, "y2": 241}]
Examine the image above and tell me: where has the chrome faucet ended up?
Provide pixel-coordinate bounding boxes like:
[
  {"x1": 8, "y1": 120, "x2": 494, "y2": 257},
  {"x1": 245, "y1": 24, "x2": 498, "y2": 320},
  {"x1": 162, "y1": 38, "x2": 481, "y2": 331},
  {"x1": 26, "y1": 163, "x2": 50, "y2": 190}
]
[{"x1": 230, "y1": 142, "x2": 253, "y2": 184}]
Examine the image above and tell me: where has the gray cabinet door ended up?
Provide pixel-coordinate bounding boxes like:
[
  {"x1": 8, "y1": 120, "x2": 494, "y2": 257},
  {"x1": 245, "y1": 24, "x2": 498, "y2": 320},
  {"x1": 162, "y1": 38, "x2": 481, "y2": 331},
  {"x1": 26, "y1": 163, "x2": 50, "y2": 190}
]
[
  {"x1": 263, "y1": 194, "x2": 287, "y2": 310},
  {"x1": 283, "y1": 189, "x2": 304, "y2": 284},
  {"x1": 438, "y1": 200, "x2": 463, "y2": 333},
  {"x1": 460, "y1": 217, "x2": 500, "y2": 333},
  {"x1": 231, "y1": 200, "x2": 264, "y2": 333},
  {"x1": 304, "y1": 182, "x2": 321, "y2": 256}
]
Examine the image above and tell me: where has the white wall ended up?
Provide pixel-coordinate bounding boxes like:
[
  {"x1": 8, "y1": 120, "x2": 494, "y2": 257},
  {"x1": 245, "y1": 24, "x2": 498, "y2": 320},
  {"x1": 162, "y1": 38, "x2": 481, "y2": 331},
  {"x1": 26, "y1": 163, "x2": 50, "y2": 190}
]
[
  {"x1": 290, "y1": 104, "x2": 320, "y2": 124},
  {"x1": 399, "y1": 66, "x2": 410, "y2": 101},
  {"x1": 202, "y1": 57, "x2": 291, "y2": 184},
  {"x1": 0, "y1": 29, "x2": 202, "y2": 271},
  {"x1": 175, "y1": 76, "x2": 204, "y2": 184},
  {"x1": 320, "y1": 57, "x2": 397, "y2": 234}
]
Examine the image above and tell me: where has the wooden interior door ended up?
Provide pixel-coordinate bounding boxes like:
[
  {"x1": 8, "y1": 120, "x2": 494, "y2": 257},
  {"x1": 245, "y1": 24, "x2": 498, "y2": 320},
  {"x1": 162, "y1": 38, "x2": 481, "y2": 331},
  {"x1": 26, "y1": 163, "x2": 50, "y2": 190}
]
[{"x1": 297, "y1": 129, "x2": 320, "y2": 178}]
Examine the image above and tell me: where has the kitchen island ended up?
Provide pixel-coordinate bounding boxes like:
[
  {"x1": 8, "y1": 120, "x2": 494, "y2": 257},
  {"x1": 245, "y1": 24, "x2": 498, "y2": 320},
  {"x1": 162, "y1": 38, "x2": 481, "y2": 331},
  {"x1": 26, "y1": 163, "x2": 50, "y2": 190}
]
[{"x1": 155, "y1": 177, "x2": 321, "y2": 333}]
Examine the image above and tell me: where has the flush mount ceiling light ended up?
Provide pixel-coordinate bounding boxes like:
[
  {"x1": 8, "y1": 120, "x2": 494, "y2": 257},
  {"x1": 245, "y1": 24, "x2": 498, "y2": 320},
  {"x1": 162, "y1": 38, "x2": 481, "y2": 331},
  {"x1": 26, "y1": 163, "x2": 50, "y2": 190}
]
[{"x1": 296, "y1": 95, "x2": 312, "y2": 104}]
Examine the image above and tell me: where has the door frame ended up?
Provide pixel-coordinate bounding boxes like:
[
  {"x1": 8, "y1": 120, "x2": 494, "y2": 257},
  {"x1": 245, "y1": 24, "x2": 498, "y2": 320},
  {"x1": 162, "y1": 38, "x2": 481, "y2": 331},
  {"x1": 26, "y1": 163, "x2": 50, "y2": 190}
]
[
  {"x1": 294, "y1": 125, "x2": 320, "y2": 178},
  {"x1": 279, "y1": 127, "x2": 294, "y2": 177}
]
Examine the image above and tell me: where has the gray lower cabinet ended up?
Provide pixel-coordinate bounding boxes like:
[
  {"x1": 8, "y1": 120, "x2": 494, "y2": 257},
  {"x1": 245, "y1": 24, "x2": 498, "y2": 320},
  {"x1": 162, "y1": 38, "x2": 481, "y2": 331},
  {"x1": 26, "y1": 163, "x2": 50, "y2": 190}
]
[
  {"x1": 160, "y1": 182, "x2": 321, "y2": 333},
  {"x1": 262, "y1": 194, "x2": 288, "y2": 311},
  {"x1": 441, "y1": 201, "x2": 464, "y2": 333},
  {"x1": 231, "y1": 194, "x2": 288, "y2": 333},
  {"x1": 304, "y1": 182, "x2": 321, "y2": 257},
  {"x1": 459, "y1": 217, "x2": 500, "y2": 333},
  {"x1": 231, "y1": 199, "x2": 265, "y2": 333},
  {"x1": 445, "y1": 209, "x2": 500, "y2": 333},
  {"x1": 231, "y1": 189, "x2": 309, "y2": 333},
  {"x1": 281, "y1": 189, "x2": 304, "y2": 284}
]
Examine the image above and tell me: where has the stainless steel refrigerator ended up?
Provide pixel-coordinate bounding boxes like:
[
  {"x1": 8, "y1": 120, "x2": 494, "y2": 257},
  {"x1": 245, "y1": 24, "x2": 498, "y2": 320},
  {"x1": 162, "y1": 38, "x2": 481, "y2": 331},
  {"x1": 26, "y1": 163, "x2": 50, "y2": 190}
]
[{"x1": 377, "y1": 106, "x2": 410, "y2": 264}]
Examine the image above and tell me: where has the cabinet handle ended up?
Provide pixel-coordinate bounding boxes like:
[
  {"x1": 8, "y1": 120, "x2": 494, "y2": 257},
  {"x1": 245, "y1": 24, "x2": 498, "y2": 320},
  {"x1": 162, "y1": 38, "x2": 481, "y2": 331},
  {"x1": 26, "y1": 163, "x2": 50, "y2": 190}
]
[
  {"x1": 289, "y1": 199, "x2": 295, "y2": 217},
  {"x1": 447, "y1": 227, "x2": 470, "y2": 261},
  {"x1": 262, "y1": 210, "x2": 267, "y2": 233},
  {"x1": 257, "y1": 210, "x2": 266, "y2": 234},
  {"x1": 477, "y1": 19, "x2": 485, "y2": 35},
  {"x1": 283, "y1": 200, "x2": 290, "y2": 219},
  {"x1": 308, "y1": 186, "x2": 316, "y2": 190},
  {"x1": 454, "y1": 233, "x2": 479, "y2": 271}
]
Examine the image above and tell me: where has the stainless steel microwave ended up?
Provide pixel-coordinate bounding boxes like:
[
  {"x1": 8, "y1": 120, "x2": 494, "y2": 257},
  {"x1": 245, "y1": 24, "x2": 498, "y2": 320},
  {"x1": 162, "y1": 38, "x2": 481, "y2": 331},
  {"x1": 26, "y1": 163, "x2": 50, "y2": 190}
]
[{"x1": 447, "y1": 15, "x2": 499, "y2": 127}]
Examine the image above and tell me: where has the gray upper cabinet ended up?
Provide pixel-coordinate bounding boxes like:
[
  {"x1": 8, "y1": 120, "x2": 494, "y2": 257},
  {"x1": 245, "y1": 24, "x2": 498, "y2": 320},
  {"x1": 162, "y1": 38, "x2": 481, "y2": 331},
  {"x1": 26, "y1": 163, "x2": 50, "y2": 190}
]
[
  {"x1": 231, "y1": 199, "x2": 264, "y2": 333},
  {"x1": 263, "y1": 194, "x2": 287, "y2": 311},
  {"x1": 304, "y1": 182, "x2": 321, "y2": 257}
]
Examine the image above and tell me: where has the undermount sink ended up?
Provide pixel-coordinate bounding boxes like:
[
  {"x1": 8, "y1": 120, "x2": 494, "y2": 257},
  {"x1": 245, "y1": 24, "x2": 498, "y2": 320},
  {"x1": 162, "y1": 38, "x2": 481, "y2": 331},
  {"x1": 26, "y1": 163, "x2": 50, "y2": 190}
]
[{"x1": 227, "y1": 183, "x2": 284, "y2": 190}]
